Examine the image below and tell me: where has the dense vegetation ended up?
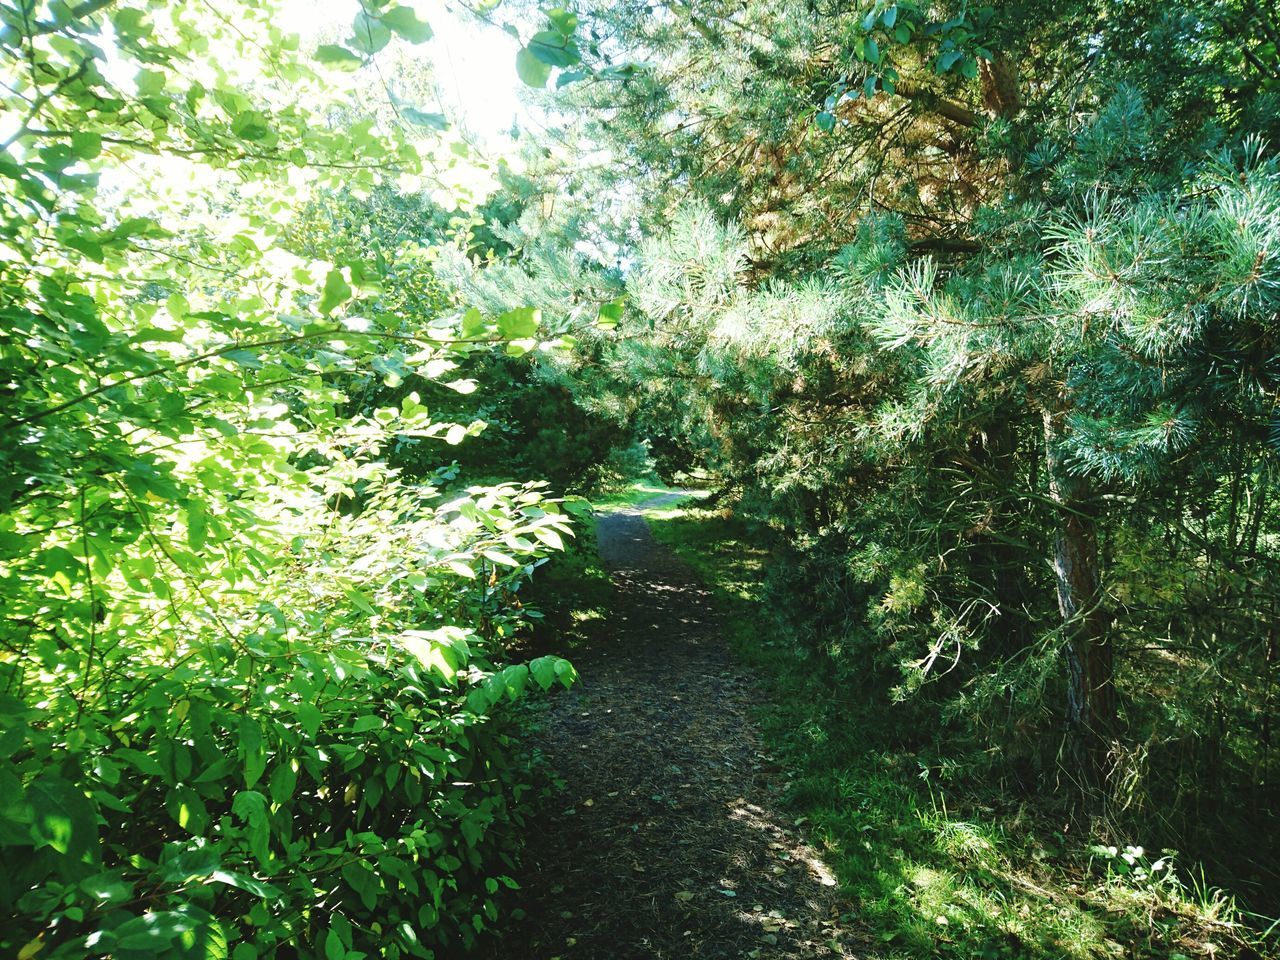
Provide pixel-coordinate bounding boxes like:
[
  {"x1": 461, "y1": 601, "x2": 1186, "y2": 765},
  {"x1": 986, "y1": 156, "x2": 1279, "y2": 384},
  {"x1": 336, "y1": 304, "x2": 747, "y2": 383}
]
[
  {"x1": 0, "y1": 3, "x2": 587, "y2": 956},
  {"x1": 643, "y1": 494, "x2": 1268, "y2": 957},
  {"x1": 3, "y1": 0, "x2": 1280, "y2": 956},
  {"x1": 512, "y1": 0, "x2": 1280, "y2": 871},
  {"x1": 472, "y1": 0, "x2": 1280, "y2": 944}
]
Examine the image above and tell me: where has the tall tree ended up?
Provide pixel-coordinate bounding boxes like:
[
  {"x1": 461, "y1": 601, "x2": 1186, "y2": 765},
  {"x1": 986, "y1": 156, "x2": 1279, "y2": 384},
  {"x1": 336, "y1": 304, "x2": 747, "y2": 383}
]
[{"x1": 524, "y1": 0, "x2": 1280, "y2": 806}]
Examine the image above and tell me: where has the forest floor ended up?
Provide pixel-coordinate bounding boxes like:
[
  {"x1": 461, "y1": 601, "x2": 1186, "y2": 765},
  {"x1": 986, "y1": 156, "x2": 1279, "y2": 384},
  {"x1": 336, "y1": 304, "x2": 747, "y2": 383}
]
[
  {"x1": 488, "y1": 488, "x2": 1277, "y2": 960},
  {"x1": 489, "y1": 494, "x2": 868, "y2": 959}
]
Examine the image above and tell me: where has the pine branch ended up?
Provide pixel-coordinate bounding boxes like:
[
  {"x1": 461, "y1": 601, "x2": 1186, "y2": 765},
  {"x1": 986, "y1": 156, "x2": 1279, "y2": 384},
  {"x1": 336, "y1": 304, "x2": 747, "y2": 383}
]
[
  {"x1": 894, "y1": 81, "x2": 982, "y2": 129},
  {"x1": 909, "y1": 236, "x2": 982, "y2": 254}
]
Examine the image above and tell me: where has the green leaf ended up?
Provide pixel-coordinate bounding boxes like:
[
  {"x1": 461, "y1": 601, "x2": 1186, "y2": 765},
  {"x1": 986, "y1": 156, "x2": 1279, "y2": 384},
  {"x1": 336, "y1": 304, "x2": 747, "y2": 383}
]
[
  {"x1": 398, "y1": 631, "x2": 459, "y2": 682},
  {"x1": 296, "y1": 702, "x2": 323, "y2": 739},
  {"x1": 81, "y1": 870, "x2": 134, "y2": 906},
  {"x1": 136, "y1": 69, "x2": 167, "y2": 96},
  {"x1": 111, "y1": 906, "x2": 225, "y2": 958},
  {"x1": 222, "y1": 349, "x2": 262, "y2": 369},
  {"x1": 527, "y1": 31, "x2": 579, "y2": 68},
  {"x1": 381, "y1": 6, "x2": 433, "y2": 43},
  {"x1": 211, "y1": 869, "x2": 282, "y2": 900},
  {"x1": 530, "y1": 656, "x2": 558, "y2": 690},
  {"x1": 27, "y1": 775, "x2": 97, "y2": 858},
  {"x1": 187, "y1": 501, "x2": 207, "y2": 550},
  {"x1": 160, "y1": 847, "x2": 221, "y2": 884},
  {"x1": 597, "y1": 298, "x2": 625, "y2": 329},
  {"x1": 403, "y1": 107, "x2": 448, "y2": 130},
  {"x1": 351, "y1": 12, "x2": 392, "y2": 54},
  {"x1": 116, "y1": 748, "x2": 164, "y2": 776},
  {"x1": 937, "y1": 49, "x2": 964, "y2": 72},
  {"x1": 467, "y1": 687, "x2": 492, "y2": 714},
  {"x1": 344, "y1": 586, "x2": 377, "y2": 616},
  {"x1": 352, "y1": 715, "x2": 387, "y2": 733},
  {"x1": 535, "y1": 527, "x2": 564, "y2": 549},
  {"x1": 497, "y1": 306, "x2": 540, "y2": 338},
  {"x1": 319, "y1": 268, "x2": 353, "y2": 314},
  {"x1": 231, "y1": 791, "x2": 270, "y2": 865},
  {"x1": 460, "y1": 306, "x2": 487, "y2": 338},
  {"x1": 516, "y1": 47, "x2": 552, "y2": 88},
  {"x1": 325, "y1": 928, "x2": 346, "y2": 960},
  {"x1": 554, "y1": 659, "x2": 577, "y2": 687},
  {"x1": 267, "y1": 761, "x2": 297, "y2": 804},
  {"x1": 239, "y1": 717, "x2": 267, "y2": 789},
  {"x1": 546, "y1": 7, "x2": 578, "y2": 36},
  {"x1": 70, "y1": 131, "x2": 102, "y2": 160},
  {"x1": 502, "y1": 664, "x2": 529, "y2": 699},
  {"x1": 64, "y1": 232, "x2": 104, "y2": 262},
  {"x1": 816, "y1": 111, "x2": 836, "y2": 132},
  {"x1": 316, "y1": 44, "x2": 364, "y2": 69}
]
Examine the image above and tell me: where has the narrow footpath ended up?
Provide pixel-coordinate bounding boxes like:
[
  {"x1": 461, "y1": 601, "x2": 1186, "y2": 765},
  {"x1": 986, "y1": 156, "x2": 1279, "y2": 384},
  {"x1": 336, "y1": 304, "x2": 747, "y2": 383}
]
[{"x1": 489, "y1": 496, "x2": 867, "y2": 959}]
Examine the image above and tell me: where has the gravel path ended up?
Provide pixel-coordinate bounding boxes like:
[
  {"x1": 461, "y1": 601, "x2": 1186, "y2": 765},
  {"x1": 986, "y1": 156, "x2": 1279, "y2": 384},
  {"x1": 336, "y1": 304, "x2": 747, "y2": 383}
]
[{"x1": 484, "y1": 496, "x2": 866, "y2": 959}]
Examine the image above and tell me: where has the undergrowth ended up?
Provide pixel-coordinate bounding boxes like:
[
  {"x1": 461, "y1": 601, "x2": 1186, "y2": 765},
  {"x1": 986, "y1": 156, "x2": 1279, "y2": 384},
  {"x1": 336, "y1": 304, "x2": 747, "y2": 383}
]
[{"x1": 641, "y1": 501, "x2": 1277, "y2": 960}]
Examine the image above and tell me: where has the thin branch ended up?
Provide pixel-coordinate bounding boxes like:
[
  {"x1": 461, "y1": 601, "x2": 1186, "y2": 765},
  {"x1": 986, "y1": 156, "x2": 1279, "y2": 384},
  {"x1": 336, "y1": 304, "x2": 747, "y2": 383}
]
[
  {"x1": 0, "y1": 58, "x2": 92, "y2": 152},
  {"x1": 893, "y1": 80, "x2": 982, "y2": 129},
  {"x1": 77, "y1": 487, "x2": 97, "y2": 709},
  {"x1": 3, "y1": 328, "x2": 523, "y2": 428},
  {"x1": 910, "y1": 235, "x2": 982, "y2": 255},
  {"x1": 23, "y1": 128, "x2": 405, "y2": 171}
]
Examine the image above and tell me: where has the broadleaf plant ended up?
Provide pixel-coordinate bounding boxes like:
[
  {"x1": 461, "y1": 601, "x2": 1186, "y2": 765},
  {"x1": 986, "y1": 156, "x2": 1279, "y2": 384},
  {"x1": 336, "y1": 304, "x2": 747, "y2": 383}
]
[{"x1": 0, "y1": 1, "x2": 578, "y2": 957}]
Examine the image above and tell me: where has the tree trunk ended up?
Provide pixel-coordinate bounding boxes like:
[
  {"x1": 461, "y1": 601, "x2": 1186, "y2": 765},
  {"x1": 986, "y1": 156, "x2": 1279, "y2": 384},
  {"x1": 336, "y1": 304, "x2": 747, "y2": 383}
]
[
  {"x1": 971, "y1": 421, "x2": 1031, "y2": 658},
  {"x1": 1042, "y1": 408, "x2": 1115, "y2": 792}
]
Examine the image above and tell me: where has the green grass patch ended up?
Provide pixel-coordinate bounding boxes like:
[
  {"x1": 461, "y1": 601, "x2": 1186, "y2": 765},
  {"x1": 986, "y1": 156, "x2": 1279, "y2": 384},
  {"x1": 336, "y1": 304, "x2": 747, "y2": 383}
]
[
  {"x1": 645, "y1": 503, "x2": 1272, "y2": 960},
  {"x1": 588, "y1": 474, "x2": 679, "y2": 510},
  {"x1": 589, "y1": 475, "x2": 712, "y2": 519}
]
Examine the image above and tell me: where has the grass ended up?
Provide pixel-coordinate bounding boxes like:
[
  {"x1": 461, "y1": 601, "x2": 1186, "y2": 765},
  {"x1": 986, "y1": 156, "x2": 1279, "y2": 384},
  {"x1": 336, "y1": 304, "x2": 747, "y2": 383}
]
[
  {"x1": 586, "y1": 474, "x2": 683, "y2": 510},
  {"x1": 641, "y1": 500, "x2": 1274, "y2": 960}
]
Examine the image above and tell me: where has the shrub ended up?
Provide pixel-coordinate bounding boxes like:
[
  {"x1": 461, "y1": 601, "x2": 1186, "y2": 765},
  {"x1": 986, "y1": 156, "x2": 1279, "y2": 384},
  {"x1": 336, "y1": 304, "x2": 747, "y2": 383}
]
[{"x1": 0, "y1": 473, "x2": 579, "y2": 959}]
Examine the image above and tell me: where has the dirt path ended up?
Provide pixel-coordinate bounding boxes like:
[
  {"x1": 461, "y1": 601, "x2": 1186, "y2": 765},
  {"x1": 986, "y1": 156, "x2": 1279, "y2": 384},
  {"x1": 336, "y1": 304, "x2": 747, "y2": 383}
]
[{"x1": 487, "y1": 496, "x2": 867, "y2": 959}]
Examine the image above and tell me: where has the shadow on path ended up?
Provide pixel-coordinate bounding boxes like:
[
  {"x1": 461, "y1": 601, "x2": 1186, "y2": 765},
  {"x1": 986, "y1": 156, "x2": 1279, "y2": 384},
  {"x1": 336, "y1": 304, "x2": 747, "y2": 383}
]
[{"x1": 485, "y1": 496, "x2": 869, "y2": 959}]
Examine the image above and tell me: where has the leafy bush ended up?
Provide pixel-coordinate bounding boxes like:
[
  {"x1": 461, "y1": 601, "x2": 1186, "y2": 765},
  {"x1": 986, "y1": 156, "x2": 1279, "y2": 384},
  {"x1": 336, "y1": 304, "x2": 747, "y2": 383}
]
[
  {"x1": 591, "y1": 441, "x2": 656, "y2": 492},
  {"x1": 1, "y1": 473, "x2": 578, "y2": 959},
  {"x1": 0, "y1": 4, "x2": 587, "y2": 956}
]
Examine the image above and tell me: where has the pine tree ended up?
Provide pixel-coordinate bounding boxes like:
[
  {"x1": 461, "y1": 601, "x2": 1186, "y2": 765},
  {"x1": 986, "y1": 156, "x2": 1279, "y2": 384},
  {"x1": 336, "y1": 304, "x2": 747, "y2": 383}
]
[{"x1": 520, "y1": 0, "x2": 1280, "y2": 808}]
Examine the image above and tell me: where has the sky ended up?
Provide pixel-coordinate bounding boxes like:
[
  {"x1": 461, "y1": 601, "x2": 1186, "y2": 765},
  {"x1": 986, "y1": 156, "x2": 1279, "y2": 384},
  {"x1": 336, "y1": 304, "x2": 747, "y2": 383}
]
[{"x1": 276, "y1": 0, "x2": 530, "y2": 152}]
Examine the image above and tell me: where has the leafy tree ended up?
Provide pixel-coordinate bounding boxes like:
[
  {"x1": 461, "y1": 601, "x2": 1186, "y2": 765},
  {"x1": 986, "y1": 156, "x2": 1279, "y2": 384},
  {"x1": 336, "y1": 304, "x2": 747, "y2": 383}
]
[{"x1": 0, "y1": 1, "x2": 582, "y2": 956}]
